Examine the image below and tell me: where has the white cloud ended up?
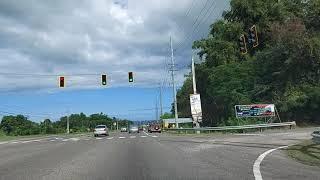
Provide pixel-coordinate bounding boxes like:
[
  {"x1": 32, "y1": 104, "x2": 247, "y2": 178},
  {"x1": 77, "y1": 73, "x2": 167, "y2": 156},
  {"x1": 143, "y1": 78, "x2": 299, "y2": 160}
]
[{"x1": 0, "y1": 0, "x2": 230, "y2": 93}]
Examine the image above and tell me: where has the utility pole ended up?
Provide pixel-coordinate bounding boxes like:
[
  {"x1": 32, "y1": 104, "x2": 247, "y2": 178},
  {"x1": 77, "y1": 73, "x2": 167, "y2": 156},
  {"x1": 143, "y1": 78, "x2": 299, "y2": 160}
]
[
  {"x1": 66, "y1": 109, "x2": 70, "y2": 134},
  {"x1": 170, "y1": 36, "x2": 179, "y2": 128},
  {"x1": 155, "y1": 98, "x2": 159, "y2": 122},
  {"x1": 192, "y1": 54, "x2": 200, "y2": 134},
  {"x1": 159, "y1": 83, "x2": 163, "y2": 118}
]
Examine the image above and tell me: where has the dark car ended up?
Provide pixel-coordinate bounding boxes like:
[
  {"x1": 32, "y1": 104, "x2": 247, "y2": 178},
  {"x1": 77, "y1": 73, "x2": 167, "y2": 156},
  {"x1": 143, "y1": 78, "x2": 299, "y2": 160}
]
[{"x1": 148, "y1": 124, "x2": 161, "y2": 133}]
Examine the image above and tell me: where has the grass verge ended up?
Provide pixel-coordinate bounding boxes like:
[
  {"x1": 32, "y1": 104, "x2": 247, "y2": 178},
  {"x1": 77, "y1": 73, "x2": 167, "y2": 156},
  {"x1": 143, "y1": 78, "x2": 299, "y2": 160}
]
[
  {"x1": 286, "y1": 140, "x2": 320, "y2": 167},
  {"x1": 0, "y1": 132, "x2": 92, "y2": 142}
]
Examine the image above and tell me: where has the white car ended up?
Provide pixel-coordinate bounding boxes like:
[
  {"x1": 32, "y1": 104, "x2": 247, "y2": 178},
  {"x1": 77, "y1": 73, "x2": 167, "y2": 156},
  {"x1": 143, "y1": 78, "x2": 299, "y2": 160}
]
[
  {"x1": 94, "y1": 125, "x2": 109, "y2": 137},
  {"x1": 120, "y1": 127, "x2": 127, "y2": 132}
]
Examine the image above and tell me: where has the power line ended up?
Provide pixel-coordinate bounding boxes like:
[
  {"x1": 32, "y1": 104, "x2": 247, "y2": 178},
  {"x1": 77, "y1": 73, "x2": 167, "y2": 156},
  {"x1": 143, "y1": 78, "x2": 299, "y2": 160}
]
[
  {"x1": 175, "y1": 0, "x2": 212, "y2": 50},
  {"x1": 0, "y1": 72, "x2": 102, "y2": 77},
  {"x1": 176, "y1": 0, "x2": 217, "y2": 51}
]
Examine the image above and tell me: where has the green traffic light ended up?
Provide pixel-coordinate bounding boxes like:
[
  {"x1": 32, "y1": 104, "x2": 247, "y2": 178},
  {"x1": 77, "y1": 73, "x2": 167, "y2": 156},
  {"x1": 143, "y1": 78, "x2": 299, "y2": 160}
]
[{"x1": 101, "y1": 74, "x2": 107, "y2": 85}]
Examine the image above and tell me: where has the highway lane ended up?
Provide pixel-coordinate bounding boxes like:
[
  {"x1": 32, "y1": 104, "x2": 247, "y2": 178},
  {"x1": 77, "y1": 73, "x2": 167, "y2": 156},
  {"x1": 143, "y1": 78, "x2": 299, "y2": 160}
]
[{"x1": 0, "y1": 130, "x2": 319, "y2": 180}]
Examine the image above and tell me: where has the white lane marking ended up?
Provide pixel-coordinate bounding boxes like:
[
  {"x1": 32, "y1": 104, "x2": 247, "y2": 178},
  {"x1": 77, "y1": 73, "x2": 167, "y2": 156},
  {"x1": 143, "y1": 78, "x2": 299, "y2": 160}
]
[
  {"x1": 69, "y1": 138, "x2": 80, "y2": 141},
  {"x1": 140, "y1": 136, "x2": 147, "y2": 138},
  {"x1": 152, "y1": 135, "x2": 158, "y2": 138},
  {"x1": 50, "y1": 140, "x2": 56, "y2": 142},
  {"x1": 62, "y1": 139, "x2": 69, "y2": 142},
  {"x1": 144, "y1": 131, "x2": 150, "y2": 136},
  {"x1": 21, "y1": 139, "x2": 40, "y2": 143},
  {"x1": 10, "y1": 141, "x2": 20, "y2": 144},
  {"x1": 234, "y1": 134, "x2": 265, "y2": 136},
  {"x1": 253, "y1": 146, "x2": 288, "y2": 180},
  {"x1": 96, "y1": 137, "x2": 103, "y2": 140},
  {"x1": 0, "y1": 142, "x2": 8, "y2": 145},
  {"x1": 119, "y1": 137, "x2": 126, "y2": 139},
  {"x1": 107, "y1": 137, "x2": 114, "y2": 140},
  {"x1": 84, "y1": 138, "x2": 90, "y2": 141},
  {"x1": 130, "y1": 136, "x2": 136, "y2": 138}
]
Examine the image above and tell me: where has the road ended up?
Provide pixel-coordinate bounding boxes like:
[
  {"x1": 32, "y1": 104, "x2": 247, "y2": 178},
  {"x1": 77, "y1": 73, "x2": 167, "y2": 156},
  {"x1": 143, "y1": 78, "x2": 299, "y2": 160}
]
[{"x1": 0, "y1": 129, "x2": 319, "y2": 180}]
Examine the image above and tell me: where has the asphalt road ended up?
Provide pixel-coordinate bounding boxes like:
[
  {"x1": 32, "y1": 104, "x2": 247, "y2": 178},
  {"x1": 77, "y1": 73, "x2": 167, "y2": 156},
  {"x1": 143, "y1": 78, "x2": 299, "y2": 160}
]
[{"x1": 0, "y1": 129, "x2": 319, "y2": 180}]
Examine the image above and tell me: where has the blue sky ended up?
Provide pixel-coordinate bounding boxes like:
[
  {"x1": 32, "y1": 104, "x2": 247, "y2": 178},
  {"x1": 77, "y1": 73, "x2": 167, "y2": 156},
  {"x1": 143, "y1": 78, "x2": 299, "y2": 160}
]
[
  {"x1": 0, "y1": 87, "x2": 173, "y2": 122},
  {"x1": 0, "y1": 0, "x2": 230, "y2": 122}
]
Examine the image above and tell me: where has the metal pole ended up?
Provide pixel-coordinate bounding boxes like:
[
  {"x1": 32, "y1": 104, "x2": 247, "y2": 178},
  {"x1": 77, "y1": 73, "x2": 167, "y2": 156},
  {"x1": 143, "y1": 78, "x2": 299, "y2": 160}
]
[
  {"x1": 66, "y1": 110, "x2": 70, "y2": 134},
  {"x1": 159, "y1": 83, "x2": 163, "y2": 118},
  {"x1": 170, "y1": 36, "x2": 179, "y2": 128},
  {"x1": 191, "y1": 54, "x2": 200, "y2": 134},
  {"x1": 191, "y1": 56, "x2": 197, "y2": 94}
]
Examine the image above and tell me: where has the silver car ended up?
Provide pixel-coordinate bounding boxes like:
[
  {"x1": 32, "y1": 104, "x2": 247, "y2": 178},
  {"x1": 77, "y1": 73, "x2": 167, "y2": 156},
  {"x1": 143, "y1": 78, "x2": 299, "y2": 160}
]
[
  {"x1": 94, "y1": 125, "x2": 109, "y2": 137},
  {"x1": 128, "y1": 126, "x2": 139, "y2": 133}
]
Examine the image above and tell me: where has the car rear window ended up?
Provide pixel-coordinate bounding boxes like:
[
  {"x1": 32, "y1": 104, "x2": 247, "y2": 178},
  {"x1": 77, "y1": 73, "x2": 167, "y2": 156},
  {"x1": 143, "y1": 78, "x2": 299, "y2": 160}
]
[{"x1": 96, "y1": 125, "x2": 106, "y2": 128}]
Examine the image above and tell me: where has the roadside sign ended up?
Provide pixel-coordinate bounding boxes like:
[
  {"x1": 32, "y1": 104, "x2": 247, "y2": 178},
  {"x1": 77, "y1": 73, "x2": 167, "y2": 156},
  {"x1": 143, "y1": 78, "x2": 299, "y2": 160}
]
[
  {"x1": 189, "y1": 94, "x2": 202, "y2": 122},
  {"x1": 235, "y1": 104, "x2": 275, "y2": 118}
]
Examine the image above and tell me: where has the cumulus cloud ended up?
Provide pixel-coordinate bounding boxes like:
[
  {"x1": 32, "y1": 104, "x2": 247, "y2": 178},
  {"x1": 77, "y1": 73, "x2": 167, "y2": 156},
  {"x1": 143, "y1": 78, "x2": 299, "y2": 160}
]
[{"x1": 0, "y1": 0, "x2": 229, "y2": 93}]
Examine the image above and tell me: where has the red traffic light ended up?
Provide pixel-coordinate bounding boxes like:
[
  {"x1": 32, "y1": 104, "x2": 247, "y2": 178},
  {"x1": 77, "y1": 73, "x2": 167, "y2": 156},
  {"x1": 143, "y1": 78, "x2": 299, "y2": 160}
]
[{"x1": 59, "y1": 76, "x2": 65, "y2": 88}]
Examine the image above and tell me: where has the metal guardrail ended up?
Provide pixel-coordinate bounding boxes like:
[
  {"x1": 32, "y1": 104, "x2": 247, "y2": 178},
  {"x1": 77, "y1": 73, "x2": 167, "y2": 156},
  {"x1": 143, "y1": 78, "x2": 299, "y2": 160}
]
[
  {"x1": 164, "y1": 121, "x2": 296, "y2": 132},
  {"x1": 311, "y1": 131, "x2": 320, "y2": 144}
]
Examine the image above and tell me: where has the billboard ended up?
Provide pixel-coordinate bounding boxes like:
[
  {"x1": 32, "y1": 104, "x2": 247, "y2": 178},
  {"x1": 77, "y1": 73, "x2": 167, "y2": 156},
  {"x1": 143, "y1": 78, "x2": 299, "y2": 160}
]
[
  {"x1": 190, "y1": 94, "x2": 202, "y2": 122},
  {"x1": 235, "y1": 104, "x2": 275, "y2": 118}
]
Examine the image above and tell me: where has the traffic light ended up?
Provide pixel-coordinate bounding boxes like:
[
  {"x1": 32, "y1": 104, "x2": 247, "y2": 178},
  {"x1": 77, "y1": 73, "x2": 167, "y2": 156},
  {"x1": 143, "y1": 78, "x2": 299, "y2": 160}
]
[
  {"x1": 249, "y1": 25, "x2": 259, "y2": 48},
  {"x1": 59, "y1": 76, "x2": 65, "y2": 88},
  {"x1": 128, "y1": 72, "x2": 133, "y2": 82},
  {"x1": 239, "y1": 34, "x2": 247, "y2": 54},
  {"x1": 101, "y1": 74, "x2": 107, "y2": 85}
]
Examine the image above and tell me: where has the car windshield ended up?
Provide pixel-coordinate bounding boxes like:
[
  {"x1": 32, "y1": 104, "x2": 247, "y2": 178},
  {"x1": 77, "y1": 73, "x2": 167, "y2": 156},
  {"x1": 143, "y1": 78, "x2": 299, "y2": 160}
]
[
  {"x1": 95, "y1": 125, "x2": 106, "y2": 129},
  {"x1": 0, "y1": 1, "x2": 319, "y2": 180}
]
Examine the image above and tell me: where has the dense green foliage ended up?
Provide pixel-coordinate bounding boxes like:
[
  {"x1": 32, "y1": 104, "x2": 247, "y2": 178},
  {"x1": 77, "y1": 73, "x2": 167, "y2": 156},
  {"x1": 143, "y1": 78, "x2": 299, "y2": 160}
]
[
  {"x1": 0, "y1": 113, "x2": 132, "y2": 136},
  {"x1": 176, "y1": 0, "x2": 320, "y2": 126}
]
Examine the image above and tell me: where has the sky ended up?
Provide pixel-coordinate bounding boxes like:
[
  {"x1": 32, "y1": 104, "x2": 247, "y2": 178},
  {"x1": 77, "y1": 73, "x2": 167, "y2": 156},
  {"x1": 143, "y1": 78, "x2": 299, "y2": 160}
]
[{"x1": 0, "y1": 0, "x2": 230, "y2": 122}]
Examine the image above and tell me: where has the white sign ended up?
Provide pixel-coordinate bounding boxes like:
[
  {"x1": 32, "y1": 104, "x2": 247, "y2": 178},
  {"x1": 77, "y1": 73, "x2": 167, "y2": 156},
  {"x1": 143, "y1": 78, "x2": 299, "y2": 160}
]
[
  {"x1": 163, "y1": 118, "x2": 192, "y2": 124},
  {"x1": 189, "y1": 94, "x2": 202, "y2": 122}
]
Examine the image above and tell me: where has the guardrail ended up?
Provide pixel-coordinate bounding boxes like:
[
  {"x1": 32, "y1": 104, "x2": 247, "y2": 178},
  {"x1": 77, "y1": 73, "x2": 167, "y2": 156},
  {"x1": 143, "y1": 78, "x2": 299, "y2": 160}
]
[
  {"x1": 311, "y1": 131, "x2": 320, "y2": 144},
  {"x1": 164, "y1": 121, "x2": 296, "y2": 133}
]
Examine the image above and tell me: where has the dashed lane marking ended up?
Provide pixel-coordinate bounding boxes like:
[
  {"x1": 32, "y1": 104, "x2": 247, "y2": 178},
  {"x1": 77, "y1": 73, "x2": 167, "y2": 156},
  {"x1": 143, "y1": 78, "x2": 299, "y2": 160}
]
[
  {"x1": 107, "y1": 137, "x2": 114, "y2": 140},
  {"x1": 152, "y1": 135, "x2": 158, "y2": 138},
  {"x1": 130, "y1": 136, "x2": 136, "y2": 138},
  {"x1": 119, "y1": 137, "x2": 126, "y2": 139},
  {"x1": 95, "y1": 137, "x2": 103, "y2": 140},
  {"x1": 50, "y1": 140, "x2": 56, "y2": 142},
  {"x1": 140, "y1": 136, "x2": 147, "y2": 138}
]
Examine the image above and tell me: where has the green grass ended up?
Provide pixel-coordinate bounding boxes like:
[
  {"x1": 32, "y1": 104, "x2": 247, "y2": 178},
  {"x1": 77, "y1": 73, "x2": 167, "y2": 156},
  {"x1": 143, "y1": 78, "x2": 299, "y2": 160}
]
[
  {"x1": 0, "y1": 132, "x2": 92, "y2": 142},
  {"x1": 286, "y1": 140, "x2": 320, "y2": 167}
]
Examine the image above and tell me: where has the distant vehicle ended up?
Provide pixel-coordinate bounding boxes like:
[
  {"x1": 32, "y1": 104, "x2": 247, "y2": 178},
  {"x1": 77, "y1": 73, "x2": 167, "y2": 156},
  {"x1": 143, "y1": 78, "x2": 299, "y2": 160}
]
[
  {"x1": 94, "y1": 125, "x2": 109, "y2": 137},
  {"x1": 129, "y1": 125, "x2": 139, "y2": 133},
  {"x1": 148, "y1": 124, "x2": 161, "y2": 133},
  {"x1": 120, "y1": 127, "x2": 127, "y2": 132},
  {"x1": 139, "y1": 126, "x2": 144, "y2": 132}
]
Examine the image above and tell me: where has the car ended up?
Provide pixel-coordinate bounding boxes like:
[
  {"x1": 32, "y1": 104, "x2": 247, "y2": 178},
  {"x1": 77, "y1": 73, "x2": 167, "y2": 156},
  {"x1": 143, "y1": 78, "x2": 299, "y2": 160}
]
[
  {"x1": 94, "y1": 125, "x2": 109, "y2": 137},
  {"x1": 120, "y1": 127, "x2": 127, "y2": 132},
  {"x1": 128, "y1": 125, "x2": 139, "y2": 133},
  {"x1": 148, "y1": 124, "x2": 161, "y2": 133}
]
